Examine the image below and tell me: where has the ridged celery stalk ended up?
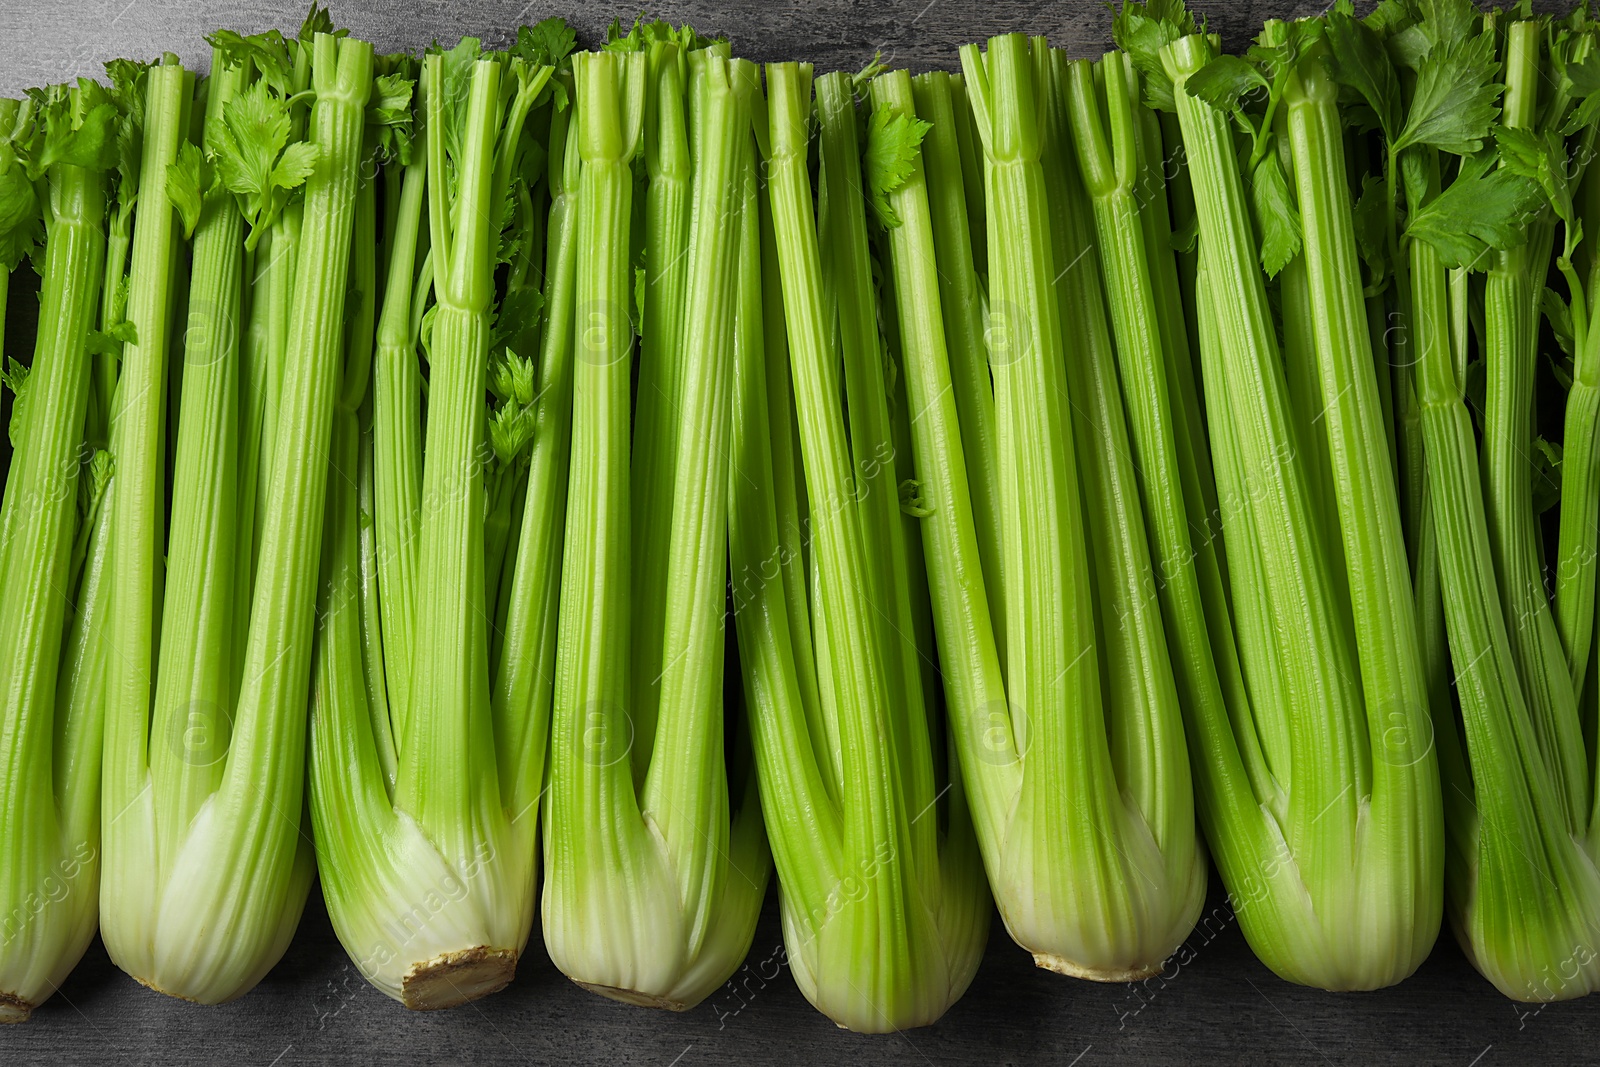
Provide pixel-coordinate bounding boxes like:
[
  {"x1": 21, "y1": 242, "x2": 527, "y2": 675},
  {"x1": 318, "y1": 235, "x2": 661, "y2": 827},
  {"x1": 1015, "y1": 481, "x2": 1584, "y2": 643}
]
[
  {"x1": 628, "y1": 37, "x2": 694, "y2": 784},
  {"x1": 545, "y1": 48, "x2": 770, "y2": 1011},
  {"x1": 729, "y1": 61, "x2": 988, "y2": 1033},
  {"x1": 1417, "y1": 18, "x2": 1600, "y2": 1001},
  {"x1": 0, "y1": 81, "x2": 115, "y2": 1022},
  {"x1": 1156, "y1": 32, "x2": 1443, "y2": 989},
  {"x1": 310, "y1": 44, "x2": 568, "y2": 1009},
  {"x1": 906, "y1": 73, "x2": 1004, "y2": 666},
  {"x1": 100, "y1": 37, "x2": 372, "y2": 1002},
  {"x1": 904, "y1": 36, "x2": 1204, "y2": 981}
]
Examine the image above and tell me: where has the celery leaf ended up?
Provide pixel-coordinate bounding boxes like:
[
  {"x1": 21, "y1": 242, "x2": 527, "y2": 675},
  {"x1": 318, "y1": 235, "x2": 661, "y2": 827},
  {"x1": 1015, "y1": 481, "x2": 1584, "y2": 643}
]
[
  {"x1": 0, "y1": 157, "x2": 41, "y2": 270},
  {"x1": 1494, "y1": 125, "x2": 1573, "y2": 231},
  {"x1": 1392, "y1": 34, "x2": 1500, "y2": 155},
  {"x1": 1404, "y1": 154, "x2": 1539, "y2": 269},
  {"x1": 513, "y1": 17, "x2": 577, "y2": 68},
  {"x1": 864, "y1": 105, "x2": 930, "y2": 230},
  {"x1": 1113, "y1": 0, "x2": 1198, "y2": 112},
  {"x1": 1185, "y1": 55, "x2": 1269, "y2": 115},
  {"x1": 1249, "y1": 152, "x2": 1300, "y2": 277},
  {"x1": 1326, "y1": 9, "x2": 1403, "y2": 142},
  {"x1": 166, "y1": 140, "x2": 207, "y2": 239}
]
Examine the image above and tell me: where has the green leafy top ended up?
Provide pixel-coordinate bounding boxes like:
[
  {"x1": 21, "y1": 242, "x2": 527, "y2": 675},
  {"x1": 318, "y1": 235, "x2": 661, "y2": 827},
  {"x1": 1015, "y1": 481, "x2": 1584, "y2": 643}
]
[
  {"x1": 863, "y1": 98, "x2": 931, "y2": 230},
  {"x1": 1327, "y1": 0, "x2": 1502, "y2": 153},
  {"x1": 165, "y1": 140, "x2": 207, "y2": 239},
  {"x1": 1113, "y1": 0, "x2": 1201, "y2": 112},
  {"x1": 853, "y1": 52, "x2": 890, "y2": 94},
  {"x1": 514, "y1": 17, "x2": 578, "y2": 68},
  {"x1": 1320, "y1": 0, "x2": 1543, "y2": 274},
  {"x1": 1180, "y1": 19, "x2": 1319, "y2": 276},
  {"x1": 2, "y1": 356, "x2": 28, "y2": 446},
  {"x1": 367, "y1": 55, "x2": 418, "y2": 165},
  {"x1": 211, "y1": 77, "x2": 319, "y2": 250},
  {"x1": 513, "y1": 17, "x2": 578, "y2": 110},
  {"x1": 104, "y1": 58, "x2": 152, "y2": 217},
  {"x1": 206, "y1": 29, "x2": 297, "y2": 97},
  {"x1": 486, "y1": 348, "x2": 540, "y2": 467},
  {"x1": 17, "y1": 80, "x2": 120, "y2": 180},
  {"x1": 1404, "y1": 150, "x2": 1542, "y2": 269},
  {"x1": 297, "y1": 2, "x2": 345, "y2": 42},
  {"x1": 602, "y1": 17, "x2": 715, "y2": 56},
  {"x1": 0, "y1": 79, "x2": 120, "y2": 269}
]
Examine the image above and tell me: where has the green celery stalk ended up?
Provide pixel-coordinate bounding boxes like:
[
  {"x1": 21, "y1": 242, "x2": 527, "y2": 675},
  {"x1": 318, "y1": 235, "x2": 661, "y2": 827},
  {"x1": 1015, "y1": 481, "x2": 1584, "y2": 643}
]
[
  {"x1": 627, "y1": 38, "x2": 696, "y2": 785},
  {"x1": 1415, "y1": 222, "x2": 1600, "y2": 1003},
  {"x1": 1280, "y1": 47, "x2": 1442, "y2": 979},
  {"x1": 311, "y1": 44, "x2": 568, "y2": 1009},
  {"x1": 1412, "y1": 14, "x2": 1600, "y2": 1001},
  {"x1": 914, "y1": 40, "x2": 1204, "y2": 980},
  {"x1": 1155, "y1": 30, "x2": 1443, "y2": 989},
  {"x1": 733, "y1": 60, "x2": 988, "y2": 1033},
  {"x1": 1556, "y1": 136, "x2": 1600, "y2": 702},
  {"x1": 1481, "y1": 24, "x2": 1588, "y2": 833},
  {"x1": 908, "y1": 71, "x2": 1006, "y2": 670},
  {"x1": 369, "y1": 118, "x2": 426, "y2": 752},
  {"x1": 0, "y1": 80, "x2": 115, "y2": 1022},
  {"x1": 101, "y1": 37, "x2": 372, "y2": 1003},
  {"x1": 545, "y1": 48, "x2": 769, "y2": 1011}
]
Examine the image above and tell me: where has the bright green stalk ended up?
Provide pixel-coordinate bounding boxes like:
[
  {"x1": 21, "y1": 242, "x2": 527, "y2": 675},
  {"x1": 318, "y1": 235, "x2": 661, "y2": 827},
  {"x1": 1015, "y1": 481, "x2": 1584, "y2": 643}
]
[
  {"x1": 1279, "y1": 253, "x2": 1339, "y2": 536},
  {"x1": 240, "y1": 40, "x2": 316, "y2": 575},
  {"x1": 1156, "y1": 33, "x2": 1441, "y2": 989},
  {"x1": 1131, "y1": 99, "x2": 1222, "y2": 563},
  {"x1": 1416, "y1": 226, "x2": 1600, "y2": 1001},
  {"x1": 815, "y1": 69, "x2": 940, "y2": 905},
  {"x1": 101, "y1": 37, "x2": 371, "y2": 1003},
  {"x1": 1053, "y1": 48, "x2": 1206, "y2": 974},
  {"x1": 909, "y1": 71, "x2": 1006, "y2": 671},
  {"x1": 736, "y1": 158, "x2": 831, "y2": 793},
  {"x1": 546, "y1": 49, "x2": 768, "y2": 1011},
  {"x1": 1064, "y1": 47, "x2": 1248, "y2": 766},
  {"x1": 0, "y1": 84, "x2": 113, "y2": 1022},
  {"x1": 1280, "y1": 50, "x2": 1442, "y2": 980},
  {"x1": 394, "y1": 50, "x2": 502, "y2": 953},
  {"x1": 734, "y1": 61, "x2": 988, "y2": 1033},
  {"x1": 1413, "y1": 16, "x2": 1600, "y2": 1002},
  {"x1": 947, "y1": 74, "x2": 988, "y2": 280},
  {"x1": 482, "y1": 54, "x2": 565, "y2": 644},
  {"x1": 98, "y1": 58, "x2": 196, "y2": 992},
  {"x1": 369, "y1": 136, "x2": 426, "y2": 752},
  {"x1": 628, "y1": 40, "x2": 695, "y2": 786},
  {"x1": 311, "y1": 46, "x2": 566, "y2": 1009},
  {"x1": 920, "y1": 42, "x2": 1204, "y2": 980},
  {"x1": 143, "y1": 59, "x2": 249, "y2": 853},
  {"x1": 487, "y1": 72, "x2": 574, "y2": 900},
  {"x1": 1556, "y1": 143, "x2": 1600, "y2": 704},
  {"x1": 1481, "y1": 24, "x2": 1588, "y2": 836}
]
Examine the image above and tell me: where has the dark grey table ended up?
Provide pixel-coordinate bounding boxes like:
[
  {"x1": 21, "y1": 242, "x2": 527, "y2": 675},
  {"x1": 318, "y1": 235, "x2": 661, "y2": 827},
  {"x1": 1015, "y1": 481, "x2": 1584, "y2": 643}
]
[{"x1": 0, "y1": 1, "x2": 1593, "y2": 1064}]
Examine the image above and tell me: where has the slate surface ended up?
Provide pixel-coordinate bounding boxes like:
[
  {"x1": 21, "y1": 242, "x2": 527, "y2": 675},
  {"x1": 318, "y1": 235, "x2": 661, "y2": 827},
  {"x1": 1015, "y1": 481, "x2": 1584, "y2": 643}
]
[{"x1": 0, "y1": 1, "x2": 1595, "y2": 1065}]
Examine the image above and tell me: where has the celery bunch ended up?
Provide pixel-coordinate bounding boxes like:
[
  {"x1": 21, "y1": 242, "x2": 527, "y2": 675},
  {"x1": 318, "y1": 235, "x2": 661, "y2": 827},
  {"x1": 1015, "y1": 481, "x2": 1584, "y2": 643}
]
[
  {"x1": 1137, "y1": 14, "x2": 1445, "y2": 989},
  {"x1": 98, "y1": 25, "x2": 376, "y2": 1003},
  {"x1": 728, "y1": 62, "x2": 990, "y2": 1033},
  {"x1": 542, "y1": 28, "x2": 770, "y2": 1011},
  {"x1": 309, "y1": 26, "x2": 575, "y2": 1008},
  {"x1": 0, "y1": 74, "x2": 119, "y2": 1022}
]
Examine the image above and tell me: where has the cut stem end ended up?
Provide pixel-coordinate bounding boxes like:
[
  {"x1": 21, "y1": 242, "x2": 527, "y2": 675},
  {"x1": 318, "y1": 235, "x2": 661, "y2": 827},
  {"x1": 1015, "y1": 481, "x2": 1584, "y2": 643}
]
[
  {"x1": 1032, "y1": 953, "x2": 1163, "y2": 983},
  {"x1": 400, "y1": 947, "x2": 518, "y2": 1010},
  {"x1": 0, "y1": 992, "x2": 33, "y2": 1023}
]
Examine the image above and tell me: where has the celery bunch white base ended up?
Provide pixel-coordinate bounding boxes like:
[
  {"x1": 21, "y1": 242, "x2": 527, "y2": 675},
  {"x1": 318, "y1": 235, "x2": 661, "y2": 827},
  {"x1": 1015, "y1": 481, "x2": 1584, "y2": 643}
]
[
  {"x1": 319, "y1": 809, "x2": 535, "y2": 1009},
  {"x1": 100, "y1": 784, "x2": 313, "y2": 1003}
]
